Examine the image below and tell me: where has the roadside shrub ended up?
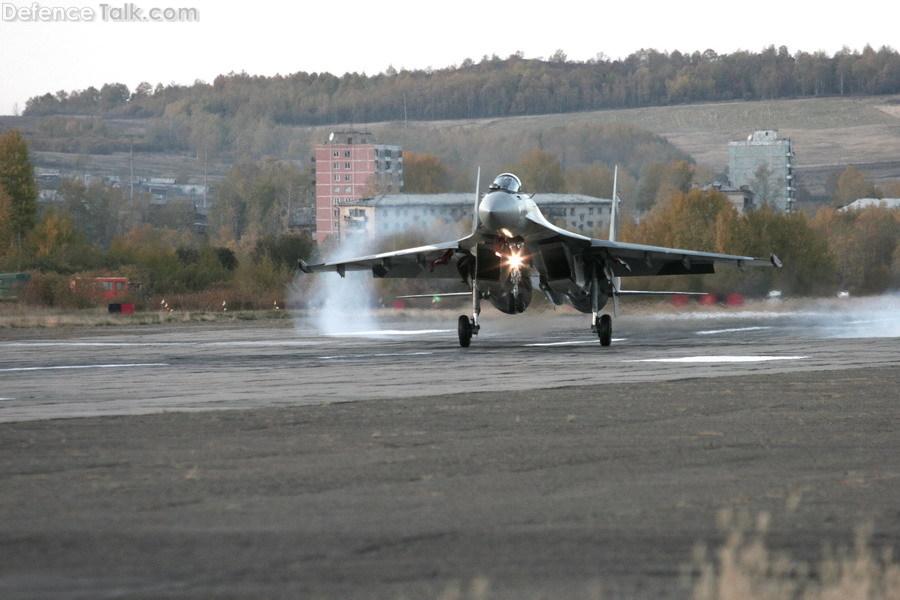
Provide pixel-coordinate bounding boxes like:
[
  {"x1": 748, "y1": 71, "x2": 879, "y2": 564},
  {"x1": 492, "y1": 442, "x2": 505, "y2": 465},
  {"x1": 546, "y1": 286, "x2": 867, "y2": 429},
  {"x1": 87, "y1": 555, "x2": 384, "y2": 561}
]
[{"x1": 18, "y1": 272, "x2": 95, "y2": 308}]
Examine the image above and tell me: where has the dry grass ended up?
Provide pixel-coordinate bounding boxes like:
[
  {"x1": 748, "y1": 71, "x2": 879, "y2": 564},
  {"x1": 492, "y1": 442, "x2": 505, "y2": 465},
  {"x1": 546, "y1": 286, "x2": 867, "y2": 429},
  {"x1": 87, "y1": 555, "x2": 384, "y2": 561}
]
[
  {"x1": 0, "y1": 304, "x2": 289, "y2": 329},
  {"x1": 687, "y1": 510, "x2": 900, "y2": 600}
]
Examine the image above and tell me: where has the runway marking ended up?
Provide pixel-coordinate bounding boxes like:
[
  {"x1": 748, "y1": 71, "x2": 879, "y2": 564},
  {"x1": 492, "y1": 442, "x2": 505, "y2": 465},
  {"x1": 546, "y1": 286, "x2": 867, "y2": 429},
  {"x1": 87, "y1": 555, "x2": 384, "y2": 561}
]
[
  {"x1": 696, "y1": 326, "x2": 772, "y2": 335},
  {"x1": 1, "y1": 341, "x2": 319, "y2": 348},
  {"x1": 0, "y1": 363, "x2": 170, "y2": 373},
  {"x1": 327, "y1": 329, "x2": 452, "y2": 337},
  {"x1": 526, "y1": 338, "x2": 627, "y2": 347},
  {"x1": 624, "y1": 355, "x2": 807, "y2": 363},
  {"x1": 317, "y1": 351, "x2": 434, "y2": 360}
]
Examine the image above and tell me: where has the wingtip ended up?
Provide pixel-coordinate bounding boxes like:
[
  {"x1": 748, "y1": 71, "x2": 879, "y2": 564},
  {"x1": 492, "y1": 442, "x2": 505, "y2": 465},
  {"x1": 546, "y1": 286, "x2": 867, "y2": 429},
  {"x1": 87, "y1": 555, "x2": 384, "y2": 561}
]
[
  {"x1": 770, "y1": 253, "x2": 783, "y2": 268},
  {"x1": 298, "y1": 259, "x2": 311, "y2": 273}
]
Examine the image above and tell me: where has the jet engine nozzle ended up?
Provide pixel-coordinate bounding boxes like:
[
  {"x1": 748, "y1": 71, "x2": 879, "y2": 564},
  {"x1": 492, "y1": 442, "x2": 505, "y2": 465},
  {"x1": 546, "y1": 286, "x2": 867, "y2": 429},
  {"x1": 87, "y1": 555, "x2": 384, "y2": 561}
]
[{"x1": 478, "y1": 191, "x2": 524, "y2": 233}]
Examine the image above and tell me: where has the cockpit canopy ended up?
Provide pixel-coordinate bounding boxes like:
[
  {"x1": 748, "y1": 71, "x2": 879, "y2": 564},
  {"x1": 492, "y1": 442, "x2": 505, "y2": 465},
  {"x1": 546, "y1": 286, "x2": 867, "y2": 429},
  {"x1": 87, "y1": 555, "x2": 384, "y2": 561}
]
[{"x1": 489, "y1": 173, "x2": 522, "y2": 193}]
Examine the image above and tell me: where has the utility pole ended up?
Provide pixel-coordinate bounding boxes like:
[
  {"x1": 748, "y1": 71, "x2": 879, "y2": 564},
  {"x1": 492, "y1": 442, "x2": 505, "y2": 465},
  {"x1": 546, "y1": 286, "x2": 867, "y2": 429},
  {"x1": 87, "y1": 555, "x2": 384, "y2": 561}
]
[{"x1": 129, "y1": 137, "x2": 134, "y2": 202}]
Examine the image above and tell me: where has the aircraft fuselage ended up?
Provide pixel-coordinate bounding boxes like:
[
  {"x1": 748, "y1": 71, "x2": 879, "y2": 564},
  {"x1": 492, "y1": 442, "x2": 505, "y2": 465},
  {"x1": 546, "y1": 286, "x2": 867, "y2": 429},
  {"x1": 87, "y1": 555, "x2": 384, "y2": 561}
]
[{"x1": 471, "y1": 176, "x2": 601, "y2": 315}]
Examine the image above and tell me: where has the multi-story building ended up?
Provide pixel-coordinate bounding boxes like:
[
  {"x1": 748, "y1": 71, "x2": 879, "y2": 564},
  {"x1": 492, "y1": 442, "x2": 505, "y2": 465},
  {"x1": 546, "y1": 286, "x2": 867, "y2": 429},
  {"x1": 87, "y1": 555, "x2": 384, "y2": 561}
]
[
  {"x1": 699, "y1": 182, "x2": 755, "y2": 214},
  {"x1": 314, "y1": 131, "x2": 403, "y2": 243},
  {"x1": 727, "y1": 130, "x2": 795, "y2": 212},
  {"x1": 339, "y1": 193, "x2": 614, "y2": 242}
]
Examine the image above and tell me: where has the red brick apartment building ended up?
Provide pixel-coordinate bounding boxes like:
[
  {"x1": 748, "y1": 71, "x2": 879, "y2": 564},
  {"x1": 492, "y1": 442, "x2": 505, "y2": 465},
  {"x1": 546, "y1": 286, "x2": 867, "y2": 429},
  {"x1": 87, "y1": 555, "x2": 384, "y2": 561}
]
[{"x1": 314, "y1": 131, "x2": 403, "y2": 243}]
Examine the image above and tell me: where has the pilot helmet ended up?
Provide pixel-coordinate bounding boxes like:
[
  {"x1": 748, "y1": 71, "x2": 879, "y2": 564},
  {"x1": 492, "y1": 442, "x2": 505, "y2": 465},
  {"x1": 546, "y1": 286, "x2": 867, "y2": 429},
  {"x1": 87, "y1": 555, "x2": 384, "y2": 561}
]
[{"x1": 489, "y1": 173, "x2": 522, "y2": 193}]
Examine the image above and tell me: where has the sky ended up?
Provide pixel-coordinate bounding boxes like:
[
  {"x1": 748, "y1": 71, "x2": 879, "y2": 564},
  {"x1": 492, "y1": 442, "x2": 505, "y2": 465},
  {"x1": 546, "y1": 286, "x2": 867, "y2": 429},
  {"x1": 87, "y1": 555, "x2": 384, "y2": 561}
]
[{"x1": 1, "y1": 0, "x2": 898, "y2": 116}]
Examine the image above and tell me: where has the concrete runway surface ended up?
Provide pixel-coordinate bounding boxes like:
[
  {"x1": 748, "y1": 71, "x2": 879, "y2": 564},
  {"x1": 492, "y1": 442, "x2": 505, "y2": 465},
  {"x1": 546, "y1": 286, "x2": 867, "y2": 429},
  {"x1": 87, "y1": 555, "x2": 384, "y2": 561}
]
[{"x1": 1, "y1": 299, "x2": 899, "y2": 599}]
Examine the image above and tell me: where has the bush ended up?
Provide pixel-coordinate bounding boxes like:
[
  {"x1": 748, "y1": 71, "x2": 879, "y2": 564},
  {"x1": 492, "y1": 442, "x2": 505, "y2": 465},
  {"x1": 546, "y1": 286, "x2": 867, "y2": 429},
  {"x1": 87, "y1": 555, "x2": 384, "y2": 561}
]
[{"x1": 19, "y1": 273, "x2": 95, "y2": 308}]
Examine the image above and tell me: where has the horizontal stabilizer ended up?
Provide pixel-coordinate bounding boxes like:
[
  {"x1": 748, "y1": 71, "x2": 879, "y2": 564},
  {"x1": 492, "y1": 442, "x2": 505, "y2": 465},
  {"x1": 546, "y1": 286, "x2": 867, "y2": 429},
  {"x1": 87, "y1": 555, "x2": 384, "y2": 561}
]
[
  {"x1": 616, "y1": 290, "x2": 710, "y2": 297},
  {"x1": 396, "y1": 292, "x2": 471, "y2": 299}
]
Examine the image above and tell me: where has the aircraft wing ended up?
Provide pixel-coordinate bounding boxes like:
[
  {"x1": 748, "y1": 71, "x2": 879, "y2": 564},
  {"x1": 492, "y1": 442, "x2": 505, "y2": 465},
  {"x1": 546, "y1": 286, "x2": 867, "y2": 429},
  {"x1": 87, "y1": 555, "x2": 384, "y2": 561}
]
[
  {"x1": 587, "y1": 238, "x2": 781, "y2": 277},
  {"x1": 521, "y1": 209, "x2": 780, "y2": 277},
  {"x1": 298, "y1": 239, "x2": 471, "y2": 280}
]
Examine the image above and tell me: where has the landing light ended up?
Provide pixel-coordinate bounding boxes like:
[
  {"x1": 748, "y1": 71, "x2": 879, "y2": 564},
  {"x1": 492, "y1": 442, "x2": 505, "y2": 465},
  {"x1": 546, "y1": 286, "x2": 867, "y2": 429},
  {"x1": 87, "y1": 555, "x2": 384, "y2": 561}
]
[{"x1": 507, "y1": 253, "x2": 524, "y2": 270}]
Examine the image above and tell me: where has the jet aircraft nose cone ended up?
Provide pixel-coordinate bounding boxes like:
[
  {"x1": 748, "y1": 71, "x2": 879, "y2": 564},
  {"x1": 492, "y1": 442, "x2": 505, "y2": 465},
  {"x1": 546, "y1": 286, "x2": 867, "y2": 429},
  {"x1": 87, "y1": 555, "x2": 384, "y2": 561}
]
[{"x1": 479, "y1": 191, "x2": 523, "y2": 232}]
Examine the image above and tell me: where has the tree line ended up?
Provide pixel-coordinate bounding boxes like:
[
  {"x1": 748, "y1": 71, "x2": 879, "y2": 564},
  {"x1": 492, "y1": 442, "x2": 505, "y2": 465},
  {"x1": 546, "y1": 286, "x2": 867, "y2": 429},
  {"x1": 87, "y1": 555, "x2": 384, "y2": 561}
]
[{"x1": 24, "y1": 46, "x2": 900, "y2": 128}]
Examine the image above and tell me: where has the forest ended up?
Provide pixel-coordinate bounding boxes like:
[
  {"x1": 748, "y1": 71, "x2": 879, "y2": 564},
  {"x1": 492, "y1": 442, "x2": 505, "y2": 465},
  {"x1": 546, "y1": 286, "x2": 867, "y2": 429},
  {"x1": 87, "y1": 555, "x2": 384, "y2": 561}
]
[{"x1": 19, "y1": 46, "x2": 900, "y2": 157}]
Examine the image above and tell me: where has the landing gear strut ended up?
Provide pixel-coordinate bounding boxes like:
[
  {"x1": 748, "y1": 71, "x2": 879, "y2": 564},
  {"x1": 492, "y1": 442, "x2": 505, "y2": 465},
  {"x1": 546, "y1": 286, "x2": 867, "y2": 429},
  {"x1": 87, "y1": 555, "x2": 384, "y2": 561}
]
[
  {"x1": 458, "y1": 255, "x2": 482, "y2": 348},
  {"x1": 589, "y1": 266, "x2": 613, "y2": 347},
  {"x1": 593, "y1": 314, "x2": 612, "y2": 347}
]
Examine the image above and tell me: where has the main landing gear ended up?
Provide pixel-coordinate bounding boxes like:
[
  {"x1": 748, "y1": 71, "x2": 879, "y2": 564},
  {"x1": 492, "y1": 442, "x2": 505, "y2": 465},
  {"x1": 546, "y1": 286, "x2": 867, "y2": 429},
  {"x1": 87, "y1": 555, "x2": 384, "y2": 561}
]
[
  {"x1": 592, "y1": 314, "x2": 613, "y2": 347},
  {"x1": 458, "y1": 315, "x2": 475, "y2": 347},
  {"x1": 459, "y1": 282, "x2": 482, "y2": 348}
]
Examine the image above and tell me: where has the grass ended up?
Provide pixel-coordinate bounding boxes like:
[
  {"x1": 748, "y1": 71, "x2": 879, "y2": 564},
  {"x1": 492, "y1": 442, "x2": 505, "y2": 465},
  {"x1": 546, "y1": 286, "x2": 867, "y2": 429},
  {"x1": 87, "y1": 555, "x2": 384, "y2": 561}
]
[
  {"x1": 0, "y1": 305, "x2": 291, "y2": 329},
  {"x1": 687, "y1": 510, "x2": 900, "y2": 600},
  {"x1": 424, "y1": 513, "x2": 900, "y2": 600}
]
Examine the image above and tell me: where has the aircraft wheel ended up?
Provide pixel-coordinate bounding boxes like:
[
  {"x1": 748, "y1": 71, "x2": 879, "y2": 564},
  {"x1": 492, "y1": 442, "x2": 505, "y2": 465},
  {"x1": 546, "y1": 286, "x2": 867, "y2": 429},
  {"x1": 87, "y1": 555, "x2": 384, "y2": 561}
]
[
  {"x1": 515, "y1": 297, "x2": 525, "y2": 313},
  {"x1": 458, "y1": 315, "x2": 473, "y2": 348},
  {"x1": 598, "y1": 314, "x2": 612, "y2": 347}
]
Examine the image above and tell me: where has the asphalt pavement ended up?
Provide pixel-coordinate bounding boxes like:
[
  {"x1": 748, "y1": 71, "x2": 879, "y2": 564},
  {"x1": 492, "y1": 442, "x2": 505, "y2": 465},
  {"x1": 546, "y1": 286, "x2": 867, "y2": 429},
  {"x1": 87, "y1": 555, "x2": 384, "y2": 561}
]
[{"x1": 1, "y1": 301, "x2": 898, "y2": 599}]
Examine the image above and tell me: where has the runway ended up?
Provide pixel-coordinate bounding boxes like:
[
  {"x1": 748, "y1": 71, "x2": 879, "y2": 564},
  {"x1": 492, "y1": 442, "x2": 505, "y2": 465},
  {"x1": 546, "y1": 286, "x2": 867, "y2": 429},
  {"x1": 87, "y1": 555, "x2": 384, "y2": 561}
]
[
  {"x1": 1, "y1": 299, "x2": 899, "y2": 599},
  {"x1": 2, "y1": 298, "x2": 899, "y2": 423}
]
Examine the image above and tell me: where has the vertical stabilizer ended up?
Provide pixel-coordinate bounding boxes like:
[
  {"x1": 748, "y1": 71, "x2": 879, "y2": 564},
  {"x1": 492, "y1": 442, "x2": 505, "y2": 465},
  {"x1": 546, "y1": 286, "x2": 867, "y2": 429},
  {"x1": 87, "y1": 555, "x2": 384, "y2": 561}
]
[
  {"x1": 609, "y1": 166, "x2": 621, "y2": 315},
  {"x1": 609, "y1": 165, "x2": 619, "y2": 242},
  {"x1": 471, "y1": 167, "x2": 481, "y2": 235}
]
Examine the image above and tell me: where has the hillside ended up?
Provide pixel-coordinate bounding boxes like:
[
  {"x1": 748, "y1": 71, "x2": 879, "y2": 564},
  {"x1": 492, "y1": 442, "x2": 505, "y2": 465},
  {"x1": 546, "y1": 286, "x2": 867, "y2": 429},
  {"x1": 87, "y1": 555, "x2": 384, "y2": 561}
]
[
  {"x1": 2, "y1": 94, "x2": 898, "y2": 202},
  {"x1": 449, "y1": 94, "x2": 900, "y2": 197}
]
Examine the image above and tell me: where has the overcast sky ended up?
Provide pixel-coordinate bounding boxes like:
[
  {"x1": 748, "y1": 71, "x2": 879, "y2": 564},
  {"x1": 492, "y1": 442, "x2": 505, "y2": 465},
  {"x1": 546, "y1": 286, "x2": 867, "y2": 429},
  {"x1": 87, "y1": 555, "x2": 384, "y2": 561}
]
[{"x1": 1, "y1": 0, "x2": 897, "y2": 116}]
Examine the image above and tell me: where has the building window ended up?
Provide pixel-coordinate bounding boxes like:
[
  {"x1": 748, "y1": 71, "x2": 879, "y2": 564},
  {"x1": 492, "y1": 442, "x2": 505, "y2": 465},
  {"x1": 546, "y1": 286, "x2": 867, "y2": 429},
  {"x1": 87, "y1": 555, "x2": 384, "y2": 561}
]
[
  {"x1": 332, "y1": 150, "x2": 339, "y2": 157},
  {"x1": 333, "y1": 162, "x2": 339, "y2": 169},
  {"x1": 345, "y1": 162, "x2": 351, "y2": 169},
  {"x1": 344, "y1": 150, "x2": 351, "y2": 158},
  {"x1": 344, "y1": 174, "x2": 351, "y2": 181},
  {"x1": 333, "y1": 174, "x2": 340, "y2": 181}
]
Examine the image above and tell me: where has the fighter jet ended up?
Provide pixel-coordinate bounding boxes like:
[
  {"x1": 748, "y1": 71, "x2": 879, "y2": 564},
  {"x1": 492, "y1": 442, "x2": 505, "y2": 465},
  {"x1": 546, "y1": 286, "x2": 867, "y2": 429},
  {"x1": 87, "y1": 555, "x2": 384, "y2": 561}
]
[{"x1": 299, "y1": 171, "x2": 781, "y2": 347}]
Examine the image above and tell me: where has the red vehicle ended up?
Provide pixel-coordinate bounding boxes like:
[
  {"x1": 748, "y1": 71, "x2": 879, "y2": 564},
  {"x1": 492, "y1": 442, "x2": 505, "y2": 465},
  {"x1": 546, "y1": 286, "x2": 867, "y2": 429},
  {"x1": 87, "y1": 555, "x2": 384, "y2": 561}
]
[{"x1": 70, "y1": 277, "x2": 131, "y2": 302}]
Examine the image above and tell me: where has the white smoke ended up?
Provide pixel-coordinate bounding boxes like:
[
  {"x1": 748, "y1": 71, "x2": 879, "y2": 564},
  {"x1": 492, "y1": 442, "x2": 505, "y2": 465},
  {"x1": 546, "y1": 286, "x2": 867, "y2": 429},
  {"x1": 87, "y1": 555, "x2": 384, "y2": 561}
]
[
  {"x1": 822, "y1": 293, "x2": 900, "y2": 339},
  {"x1": 293, "y1": 235, "x2": 380, "y2": 336}
]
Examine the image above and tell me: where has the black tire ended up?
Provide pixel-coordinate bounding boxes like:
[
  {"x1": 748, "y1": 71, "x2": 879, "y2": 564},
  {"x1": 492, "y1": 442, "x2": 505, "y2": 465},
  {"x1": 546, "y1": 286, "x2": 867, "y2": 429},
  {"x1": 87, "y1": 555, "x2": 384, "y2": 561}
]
[
  {"x1": 458, "y1": 315, "x2": 473, "y2": 348},
  {"x1": 599, "y1": 314, "x2": 612, "y2": 347}
]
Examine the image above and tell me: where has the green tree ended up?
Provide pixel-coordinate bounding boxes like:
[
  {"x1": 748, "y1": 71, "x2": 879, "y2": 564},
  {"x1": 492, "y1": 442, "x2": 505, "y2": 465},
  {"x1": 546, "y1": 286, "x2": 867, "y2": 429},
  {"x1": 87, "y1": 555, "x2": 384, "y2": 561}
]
[
  {"x1": 210, "y1": 158, "x2": 308, "y2": 244},
  {"x1": 57, "y1": 179, "x2": 126, "y2": 249},
  {"x1": 565, "y1": 164, "x2": 614, "y2": 197},
  {"x1": 813, "y1": 205, "x2": 898, "y2": 293},
  {"x1": 0, "y1": 187, "x2": 14, "y2": 256},
  {"x1": 0, "y1": 130, "x2": 38, "y2": 248},
  {"x1": 252, "y1": 233, "x2": 315, "y2": 270},
  {"x1": 835, "y1": 166, "x2": 879, "y2": 205},
  {"x1": 402, "y1": 152, "x2": 451, "y2": 193},
  {"x1": 632, "y1": 188, "x2": 732, "y2": 252},
  {"x1": 513, "y1": 149, "x2": 565, "y2": 192},
  {"x1": 5, "y1": 209, "x2": 99, "y2": 273},
  {"x1": 750, "y1": 163, "x2": 776, "y2": 206},
  {"x1": 733, "y1": 206, "x2": 834, "y2": 295},
  {"x1": 636, "y1": 161, "x2": 694, "y2": 212}
]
